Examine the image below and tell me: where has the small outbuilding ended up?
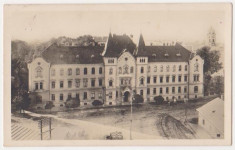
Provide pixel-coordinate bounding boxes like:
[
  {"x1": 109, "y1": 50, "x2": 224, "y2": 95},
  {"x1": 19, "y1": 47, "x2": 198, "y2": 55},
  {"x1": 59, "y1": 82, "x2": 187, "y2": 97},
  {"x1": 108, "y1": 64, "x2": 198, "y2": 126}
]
[{"x1": 196, "y1": 97, "x2": 224, "y2": 138}]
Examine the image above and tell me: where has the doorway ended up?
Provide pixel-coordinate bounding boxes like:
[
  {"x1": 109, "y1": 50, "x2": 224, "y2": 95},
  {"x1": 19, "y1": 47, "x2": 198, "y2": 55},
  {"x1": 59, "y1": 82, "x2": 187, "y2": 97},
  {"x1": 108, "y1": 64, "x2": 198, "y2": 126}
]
[{"x1": 123, "y1": 91, "x2": 130, "y2": 102}]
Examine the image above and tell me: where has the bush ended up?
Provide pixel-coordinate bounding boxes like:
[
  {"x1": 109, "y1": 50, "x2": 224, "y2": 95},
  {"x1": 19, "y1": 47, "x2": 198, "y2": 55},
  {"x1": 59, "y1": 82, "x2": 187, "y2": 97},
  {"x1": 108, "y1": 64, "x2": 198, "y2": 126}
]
[
  {"x1": 65, "y1": 98, "x2": 80, "y2": 108},
  {"x1": 154, "y1": 96, "x2": 164, "y2": 105},
  {"x1": 45, "y1": 101, "x2": 54, "y2": 109},
  {"x1": 92, "y1": 100, "x2": 103, "y2": 106},
  {"x1": 133, "y1": 94, "x2": 144, "y2": 104}
]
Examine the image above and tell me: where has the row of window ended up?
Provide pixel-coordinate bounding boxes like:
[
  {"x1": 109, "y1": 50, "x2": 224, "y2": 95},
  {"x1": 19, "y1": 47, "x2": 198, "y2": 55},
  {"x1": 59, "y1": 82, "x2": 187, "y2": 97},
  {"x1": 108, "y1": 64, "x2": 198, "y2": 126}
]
[
  {"x1": 51, "y1": 78, "x2": 103, "y2": 89},
  {"x1": 140, "y1": 65, "x2": 188, "y2": 74},
  {"x1": 51, "y1": 67, "x2": 103, "y2": 76},
  {"x1": 145, "y1": 75, "x2": 188, "y2": 85},
  {"x1": 51, "y1": 92, "x2": 103, "y2": 101}
]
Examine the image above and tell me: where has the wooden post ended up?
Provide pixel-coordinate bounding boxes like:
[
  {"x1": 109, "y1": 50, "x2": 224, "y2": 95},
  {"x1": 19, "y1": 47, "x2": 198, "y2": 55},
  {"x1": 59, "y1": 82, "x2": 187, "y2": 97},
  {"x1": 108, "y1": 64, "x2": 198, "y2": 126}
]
[
  {"x1": 49, "y1": 118, "x2": 52, "y2": 140},
  {"x1": 40, "y1": 119, "x2": 43, "y2": 140}
]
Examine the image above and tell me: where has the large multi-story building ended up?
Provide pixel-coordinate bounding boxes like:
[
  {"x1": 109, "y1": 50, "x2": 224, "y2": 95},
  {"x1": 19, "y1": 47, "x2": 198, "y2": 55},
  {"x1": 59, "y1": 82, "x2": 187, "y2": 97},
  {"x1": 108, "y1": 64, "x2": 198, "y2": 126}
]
[{"x1": 27, "y1": 33, "x2": 204, "y2": 107}]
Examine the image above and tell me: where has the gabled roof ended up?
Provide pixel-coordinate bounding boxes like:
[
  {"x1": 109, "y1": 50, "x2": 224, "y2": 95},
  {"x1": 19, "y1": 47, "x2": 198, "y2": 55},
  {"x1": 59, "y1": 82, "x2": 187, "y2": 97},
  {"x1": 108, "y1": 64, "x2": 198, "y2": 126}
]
[
  {"x1": 197, "y1": 97, "x2": 224, "y2": 132},
  {"x1": 136, "y1": 34, "x2": 192, "y2": 62},
  {"x1": 41, "y1": 43, "x2": 104, "y2": 64},
  {"x1": 103, "y1": 33, "x2": 136, "y2": 57}
]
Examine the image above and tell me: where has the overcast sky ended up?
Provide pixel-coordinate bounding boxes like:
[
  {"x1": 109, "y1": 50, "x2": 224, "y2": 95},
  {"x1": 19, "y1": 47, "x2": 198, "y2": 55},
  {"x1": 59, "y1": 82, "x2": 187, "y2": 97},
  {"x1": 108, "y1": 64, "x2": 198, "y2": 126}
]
[{"x1": 5, "y1": 4, "x2": 227, "y2": 44}]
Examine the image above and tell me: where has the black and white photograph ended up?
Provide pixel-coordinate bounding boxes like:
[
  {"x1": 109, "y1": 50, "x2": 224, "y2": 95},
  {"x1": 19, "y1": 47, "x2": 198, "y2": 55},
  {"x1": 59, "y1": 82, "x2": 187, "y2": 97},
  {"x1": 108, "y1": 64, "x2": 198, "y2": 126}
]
[{"x1": 3, "y1": 3, "x2": 232, "y2": 146}]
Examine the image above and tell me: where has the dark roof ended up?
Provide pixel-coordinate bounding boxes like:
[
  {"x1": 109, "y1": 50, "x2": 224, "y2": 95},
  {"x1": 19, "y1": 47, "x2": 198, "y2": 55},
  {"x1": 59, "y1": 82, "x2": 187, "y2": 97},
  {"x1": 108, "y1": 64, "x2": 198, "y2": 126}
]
[
  {"x1": 42, "y1": 43, "x2": 104, "y2": 64},
  {"x1": 137, "y1": 43, "x2": 192, "y2": 62},
  {"x1": 103, "y1": 33, "x2": 136, "y2": 57}
]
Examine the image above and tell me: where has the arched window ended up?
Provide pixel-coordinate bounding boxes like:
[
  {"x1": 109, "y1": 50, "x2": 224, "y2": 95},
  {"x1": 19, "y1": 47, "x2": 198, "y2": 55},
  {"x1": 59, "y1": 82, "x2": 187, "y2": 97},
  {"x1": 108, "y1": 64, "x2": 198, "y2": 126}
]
[
  {"x1": 109, "y1": 68, "x2": 113, "y2": 75},
  {"x1": 185, "y1": 65, "x2": 188, "y2": 71},
  {"x1": 194, "y1": 86, "x2": 198, "y2": 93},
  {"x1": 123, "y1": 65, "x2": 129, "y2": 74},
  {"x1": 130, "y1": 67, "x2": 134, "y2": 73},
  {"x1": 140, "y1": 77, "x2": 144, "y2": 85},
  {"x1": 179, "y1": 65, "x2": 182, "y2": 71},
  {"x1": 35, "y1": 66, "x2": 42, "y2": 78},
  {"x1": 166, "y1": 65, "x2": 170, "y2": 72},
  {"x1": 109, "y1": 79, "x2": 113, "y2": 87},
  {"x1": 160, "y1": 65, "x2": 163, "y2": 72},
  {"x1": 119, "y1": 67, "x2": 122, "y2": 74},
  {"x1": 91, "y1": 67, "x2": 95, "y2": 74},
  {"x1": 194, "y1": 63, "x2": 199, "y2": 72},
  {"x1": 51, "y1": 69, "x2": 55, "y2": 76}
]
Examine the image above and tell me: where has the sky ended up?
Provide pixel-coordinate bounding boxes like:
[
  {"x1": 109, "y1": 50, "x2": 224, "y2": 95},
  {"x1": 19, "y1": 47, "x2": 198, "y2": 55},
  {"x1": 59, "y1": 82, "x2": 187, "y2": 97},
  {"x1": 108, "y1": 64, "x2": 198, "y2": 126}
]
[{"x1": 5, "y1": 4, "x2": 227, "y2": 44}]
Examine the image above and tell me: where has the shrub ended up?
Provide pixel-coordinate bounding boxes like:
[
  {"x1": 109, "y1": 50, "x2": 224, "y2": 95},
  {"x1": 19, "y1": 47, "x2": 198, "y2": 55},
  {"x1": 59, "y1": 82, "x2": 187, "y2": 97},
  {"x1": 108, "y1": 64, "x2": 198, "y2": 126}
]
[
  {"x1": 45, "y1": 101, "x2": 54, "y2": 109},
  {"x1": 65, "y1": 98, "x2": 80, "y2": 108},
  {"x1": 133, "y1": 94, "x2": 144, "y2": 104},
  {"x1": 154, "y1": 96, "x2": 164, "y2": 105},
  {"x1": 92, "y1": 100, "x2": 103, "y2": 106}
]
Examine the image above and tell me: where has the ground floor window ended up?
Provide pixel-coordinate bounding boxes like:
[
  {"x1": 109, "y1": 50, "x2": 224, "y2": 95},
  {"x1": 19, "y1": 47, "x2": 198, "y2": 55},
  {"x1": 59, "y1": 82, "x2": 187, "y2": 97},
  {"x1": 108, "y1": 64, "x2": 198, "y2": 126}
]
[
  {"x1": 60, "y1": 94, "x2": 63, "y2": 101},
  {"x1": 109, "y1": 92, "x2": 112, "y2": 99},
  {"x1": 195, "y1": 95, "x2": 197, "y2": 98},
  {"x1": 98, "y1": 93, "x2": 102, "y2": 99},
  {"x1": 194, "y1": 86, "x2": 198, "y2": 93},
  {"x1": 153, "y1": 88, "x2": 156, "y2": 95},
  {"x1": 51, "y1": 94, "x2": 55, "y2": 101},
  {"x1": 84, "y1": 92, "x2": 87, "y2": 100},
  {"x1": 91, "y1": 92, "x2": 95, "y2": 99},
  {"x1": 140, "y1": 90, "x2": 143, "y2": 96}
]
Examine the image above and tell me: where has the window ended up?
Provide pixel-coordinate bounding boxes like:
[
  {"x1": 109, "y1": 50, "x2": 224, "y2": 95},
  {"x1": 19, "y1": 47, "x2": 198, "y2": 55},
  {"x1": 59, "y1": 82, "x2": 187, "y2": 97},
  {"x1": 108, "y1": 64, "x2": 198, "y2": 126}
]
[
  {"x1": 109, "y1": 80, "x2": 113, "y2": 87},
  {"x1": 178, "y1": 75, "x2": 182, "y2": 82},
  {"x1": 68, "y1": 80, "x2": 72, "y2": 88},
  {"x1": 178, "y1": 96, "x2": 181, "y2": 100},
  {"x1": 108, "y1": 59, "x2": 114, "y2": 63},
  {"x1": 148, "y1": 66, "x2": 151, "y2": 73},
  {"x1": 68, "y1": 68, "x2": 72, "y2": 76},
  {"x1": 166, "y1": 65, "x2": 170, "y2": 72},
  {"x1": 140, "y1": 78, "x2": 144, "y2": 85},
  {"x1": 153, "y1": 88, "x2": 156, "y2": 94},
  {"x1": 75, "y1": 79, "x2": 80, "y2": 88},
  {"x1": 91, "y1": 67, "x2": 95, "y2": 74},
  {"x1": 178, "y1": 87, "x2": 181, "y2": 93},
  {"x1": 91, "y1": 92, "x2": 95, "y2": 99},
  {"x1": 116, "y1": 91, "x2": 118, "y2": 98},
  {"x1": 76, "y1": 68, "x2": 80, "y2": 75},
  {"x1": 83, "y1": 79, "x2": 88, "y2": 87},
  {"x1": 202, "y1": 119, "x2": 205, "y2": 125},
  {"x1": 99, "y1": 79, "x2": 102, "y2": 86},
  {"x1": 76, "y1": 93, "x2": 80, "y2": 99},
  {"x1": 84, "y1": 68, "x2": 87, "y2": 75},
  {"x1": 51, "y1": 69, "x2": 55, "y2": 76},
  {"x1": 109, "y1": 68, "x2": 113, "y2": 75},
  {"x1": 119, "y1": 67, "x2": 122, "y2": 74},
  {"x1": 60, "y1": 94, "x2": 63, "y2": 101},
  {"x1": 217, "y1": 134, "x2": 220, "y2": 138},
  {"x1": 141, "y1": 67, "x2": 144, "y2": 73},
  {"x1": 194, "y1": 63, "x2": 199, "y2": 72},
  {"x1": 36, "y1": 67, "x2": 42, "y2": 78},
  {"x1": 179, "y1": 65, "x2": 182, "y2": 71},
  {"x1": 40, "y1": 82, "x2": 43, "y2": 89},
  {"x1": 160, "y1": 65, "x2": 163, "y2": 72},
  {"x1": 160, "y1": 76, "x2": 163, "y2": 83},
  {"x1": 109, "y1": 92, "x2": 112, "y2": 99},
  {"x1": 68, "y1": 93, "x2": 72, "y2": 100},
  {"x1": 60, "y1": 69, "x2": 64, "y2": 76},
  {"x1": 51, "y1": 94, "x2": 55, "y2": 101},
  {"x1": 60, "y1": 81, "x2": 64, "y2": 88},
  {"x1": 123, "y1": 65, "x2": 129, "y2": 74},
  {"x1": 185, "y1": 65, "x2": 188, "y2": 71},
  {"x1": 154, "y1": 66, "x2": 157, "y2": 72},
  {"x1": 166, "y1": 87, "x2": 169, "y2": 94},
  {"x1": 84, "y1": 92, "x2": 87, "y2": 100},
  {"x1": 140, "y1": 90, "x2": 143, "y2": 96},
  {"x1": 51, "y1": 81, "x2": 55, "y2": 89},
  {"x1": 91, "y1": 79, "x2": 95, "y2": 87},
  {"x1": 130, "y1": 67, "x2": 134, "y2": 73},
  {"x1": 160, "y1": 88, "x2": 163, "y2": 94},
  {"x1": 35, "y1": 83, "x2": 38, "y2": 90},
  {"x1": 173, "y1": 65, "x2": 176, "y2": 72},
  {"x1": 172, "y1": 87, "x2": 175, "y2": 93},
  {"x1": 147, "y1": 88, "x2": 150, "y2": 95},
  {"x1": 194, "y1": 86, "x2": 198, "y2": 93},
  {"x1": 194, "y1": 75, "x2": 199, "y2": 82},
  {"x1": 184, "y1": 75, "x2": 188, "y2": 82},
  {"x1": 184, "y1": 87, "x2": 187, "y2": 93},
  {"x1": 147, "y1": 77, "x2": 150, "y2": 84},
  {"x1": 166, "y1": 76, "x2": 169, "y2": 83},
  {"x1": 172, "y1": 75, "x2": 175, "y2": 82},
  {"x1": 109, "y1": 102, "x2": 112, "y2": 105},
  {"x1": 98, "y1": 93, "x2": 102, "y2": 99},
  {"x1": 99, "y1": 67, "x2": 102, "y2": 74}
]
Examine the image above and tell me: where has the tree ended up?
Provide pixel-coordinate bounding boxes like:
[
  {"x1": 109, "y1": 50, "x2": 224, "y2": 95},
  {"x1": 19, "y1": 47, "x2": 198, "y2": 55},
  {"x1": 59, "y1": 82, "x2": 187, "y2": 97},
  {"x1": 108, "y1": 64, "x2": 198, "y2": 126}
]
[
  {"x1": 154, "y1": 96, "x2": 164, "y2": 105},
  {"x1": 133, "y1": 94, "x2": 144, "y2": 104},
  {"x1": 65, "y1": 98, "x2": 80, "y2": 108},
  {"x1": 92, "y1": 100, "x2": 103, "y2": 106},
  {"x1": 45, "y1": 101, "x2": 55, "y2": 113},
  {"x1": 196, "y1": 46, "x2": 223, "y2": 95}
]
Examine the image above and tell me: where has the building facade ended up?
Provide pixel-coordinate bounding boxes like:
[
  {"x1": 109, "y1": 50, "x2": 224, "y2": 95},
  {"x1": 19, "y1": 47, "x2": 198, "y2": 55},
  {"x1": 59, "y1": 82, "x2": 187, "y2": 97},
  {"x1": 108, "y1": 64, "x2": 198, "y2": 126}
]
[{"x1": 27, "y1": 33, "x2": 204, "y2": 107}]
